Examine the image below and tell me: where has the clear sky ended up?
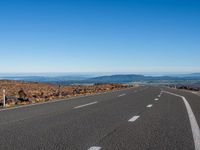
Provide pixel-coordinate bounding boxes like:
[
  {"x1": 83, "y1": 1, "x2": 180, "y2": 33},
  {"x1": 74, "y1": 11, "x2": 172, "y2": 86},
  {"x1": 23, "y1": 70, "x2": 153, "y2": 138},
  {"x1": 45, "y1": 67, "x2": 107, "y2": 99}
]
[{"x1": 0, "y1": 0, "x2": 200, "y2": 74}]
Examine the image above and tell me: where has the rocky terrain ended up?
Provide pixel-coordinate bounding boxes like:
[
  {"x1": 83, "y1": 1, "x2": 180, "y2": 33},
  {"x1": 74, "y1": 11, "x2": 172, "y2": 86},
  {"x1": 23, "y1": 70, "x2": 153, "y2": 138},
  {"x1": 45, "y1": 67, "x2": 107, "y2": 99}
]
[
  {"x1": 169, "y1": 84, "x2": 200, "y2": 91},
  {"x1": 0, "y1": 80, "x2": 130, "y2": 107}
]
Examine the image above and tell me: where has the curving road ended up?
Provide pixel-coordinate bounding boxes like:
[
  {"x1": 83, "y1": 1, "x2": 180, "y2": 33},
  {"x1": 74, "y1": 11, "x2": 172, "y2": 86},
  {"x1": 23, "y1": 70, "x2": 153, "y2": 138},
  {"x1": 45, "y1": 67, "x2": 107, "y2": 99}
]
[{"x1": 0, "y1": 86, "x2": 199, "y2": 150}]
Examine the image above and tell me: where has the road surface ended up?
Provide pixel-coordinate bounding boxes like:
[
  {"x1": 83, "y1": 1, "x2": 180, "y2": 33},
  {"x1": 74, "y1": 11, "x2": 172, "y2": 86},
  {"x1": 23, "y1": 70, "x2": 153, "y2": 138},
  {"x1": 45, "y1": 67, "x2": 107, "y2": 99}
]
[{"x1": 0, "y1": 86, "x2": 199, "y2": 150}]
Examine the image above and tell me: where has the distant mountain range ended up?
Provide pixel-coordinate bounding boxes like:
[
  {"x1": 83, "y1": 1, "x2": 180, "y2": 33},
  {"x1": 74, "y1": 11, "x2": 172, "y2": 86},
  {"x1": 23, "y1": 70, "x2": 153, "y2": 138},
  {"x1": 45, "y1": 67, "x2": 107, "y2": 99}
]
[
  {"x1": 85, "y1": 74, "x2": 200, "y2": 84},
  {"x1": 0, "y1": 73, "x2": 200, "y2": 85}
]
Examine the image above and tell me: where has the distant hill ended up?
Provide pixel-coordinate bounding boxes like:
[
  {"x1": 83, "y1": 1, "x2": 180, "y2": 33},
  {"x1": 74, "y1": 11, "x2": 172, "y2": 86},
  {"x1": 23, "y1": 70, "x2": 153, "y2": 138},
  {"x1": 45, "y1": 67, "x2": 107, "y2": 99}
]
[
  {"x1": 1, "y1": 73, "x2": 200, "y2": 85},
  {"x1": 86, "y1": 74, "x2": 145, "y2": 83},
  {"x1": 85, "y1": 74, "x2": 200, "y2": 84},
  {"x1": 85, "y1": 74, "x2": 184, "y2": 83}
]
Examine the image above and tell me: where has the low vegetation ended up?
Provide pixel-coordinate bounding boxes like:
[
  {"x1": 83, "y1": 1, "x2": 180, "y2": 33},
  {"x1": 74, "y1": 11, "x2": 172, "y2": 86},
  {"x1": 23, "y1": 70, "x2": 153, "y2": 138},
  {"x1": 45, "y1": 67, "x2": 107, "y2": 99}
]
[{"x1": 0, "y1": 80, "x2": 130, "y2": 107}]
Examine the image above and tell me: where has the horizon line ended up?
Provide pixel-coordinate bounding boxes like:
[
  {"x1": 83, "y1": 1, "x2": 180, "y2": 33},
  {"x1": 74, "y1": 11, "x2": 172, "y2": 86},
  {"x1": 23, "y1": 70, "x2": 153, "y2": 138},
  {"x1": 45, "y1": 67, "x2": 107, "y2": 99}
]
[{"x1": 0, "y1": 72, "x2": 199, "y2": 75}]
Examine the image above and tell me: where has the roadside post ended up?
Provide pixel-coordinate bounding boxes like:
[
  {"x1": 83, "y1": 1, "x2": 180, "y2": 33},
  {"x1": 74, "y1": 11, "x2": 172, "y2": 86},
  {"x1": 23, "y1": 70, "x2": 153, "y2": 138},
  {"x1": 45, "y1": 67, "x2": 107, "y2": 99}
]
[{"x1": 3, "y1": 89, "x2": 6, "y2": 107}]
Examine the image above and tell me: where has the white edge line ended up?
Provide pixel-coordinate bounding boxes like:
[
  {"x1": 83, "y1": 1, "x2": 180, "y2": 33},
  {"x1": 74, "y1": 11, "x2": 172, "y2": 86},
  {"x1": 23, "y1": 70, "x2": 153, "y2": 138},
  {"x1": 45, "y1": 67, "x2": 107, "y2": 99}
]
[
  {"x1": 74, "y1": 102, "x2": 98, "y2": 109},
  {"x1": 154, "y1": 98, "x2": 159, "y2": 101},
  {"x1": 128, "y1": 115, "x2": 140, "y2": 122},
  {"x1": 88, "y1": 146, "x2": 102, "y2": 150},
  {"x1": 163, "y1": 91, "x2": 200, "y2": 150}
]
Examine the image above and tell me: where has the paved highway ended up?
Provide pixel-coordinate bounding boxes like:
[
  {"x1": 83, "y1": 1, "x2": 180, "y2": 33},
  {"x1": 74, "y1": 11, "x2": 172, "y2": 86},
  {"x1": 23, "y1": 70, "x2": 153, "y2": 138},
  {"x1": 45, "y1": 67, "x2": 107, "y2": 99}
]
[{"x1": 0, "y1": 86, "x2": 199, "y2": 150}]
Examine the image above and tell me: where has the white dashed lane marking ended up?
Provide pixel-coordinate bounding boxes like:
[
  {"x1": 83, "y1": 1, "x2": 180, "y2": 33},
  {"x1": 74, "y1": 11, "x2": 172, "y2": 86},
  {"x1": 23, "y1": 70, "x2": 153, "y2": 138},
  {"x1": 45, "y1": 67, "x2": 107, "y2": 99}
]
[
  {"x1": 74, "y1": 102, "x2": 98, "y2": 109},
  {"x1": 128, "y1": 116, "x2": 140, "y2": 122},
  {"x1": 146, "y1": 104, "x2": 153, "y2": 108},
  {"x1": 88, "y1": 146, "x2": 101, "y2": 150}
]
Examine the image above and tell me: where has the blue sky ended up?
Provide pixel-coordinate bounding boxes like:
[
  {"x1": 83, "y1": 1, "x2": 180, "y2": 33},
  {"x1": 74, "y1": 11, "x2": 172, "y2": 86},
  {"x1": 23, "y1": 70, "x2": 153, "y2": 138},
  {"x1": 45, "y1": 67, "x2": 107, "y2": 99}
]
[{"x1": 0, "y1": 0, "x2": 200, "y2": 74}]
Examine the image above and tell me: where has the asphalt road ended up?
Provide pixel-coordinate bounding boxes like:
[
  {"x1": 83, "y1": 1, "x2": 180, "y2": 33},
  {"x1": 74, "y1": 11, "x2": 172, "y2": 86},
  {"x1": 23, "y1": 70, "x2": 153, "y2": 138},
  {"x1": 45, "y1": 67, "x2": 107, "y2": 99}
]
[{"x1": 0, "y1": 86, "x2": 199, "y2": 150}]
